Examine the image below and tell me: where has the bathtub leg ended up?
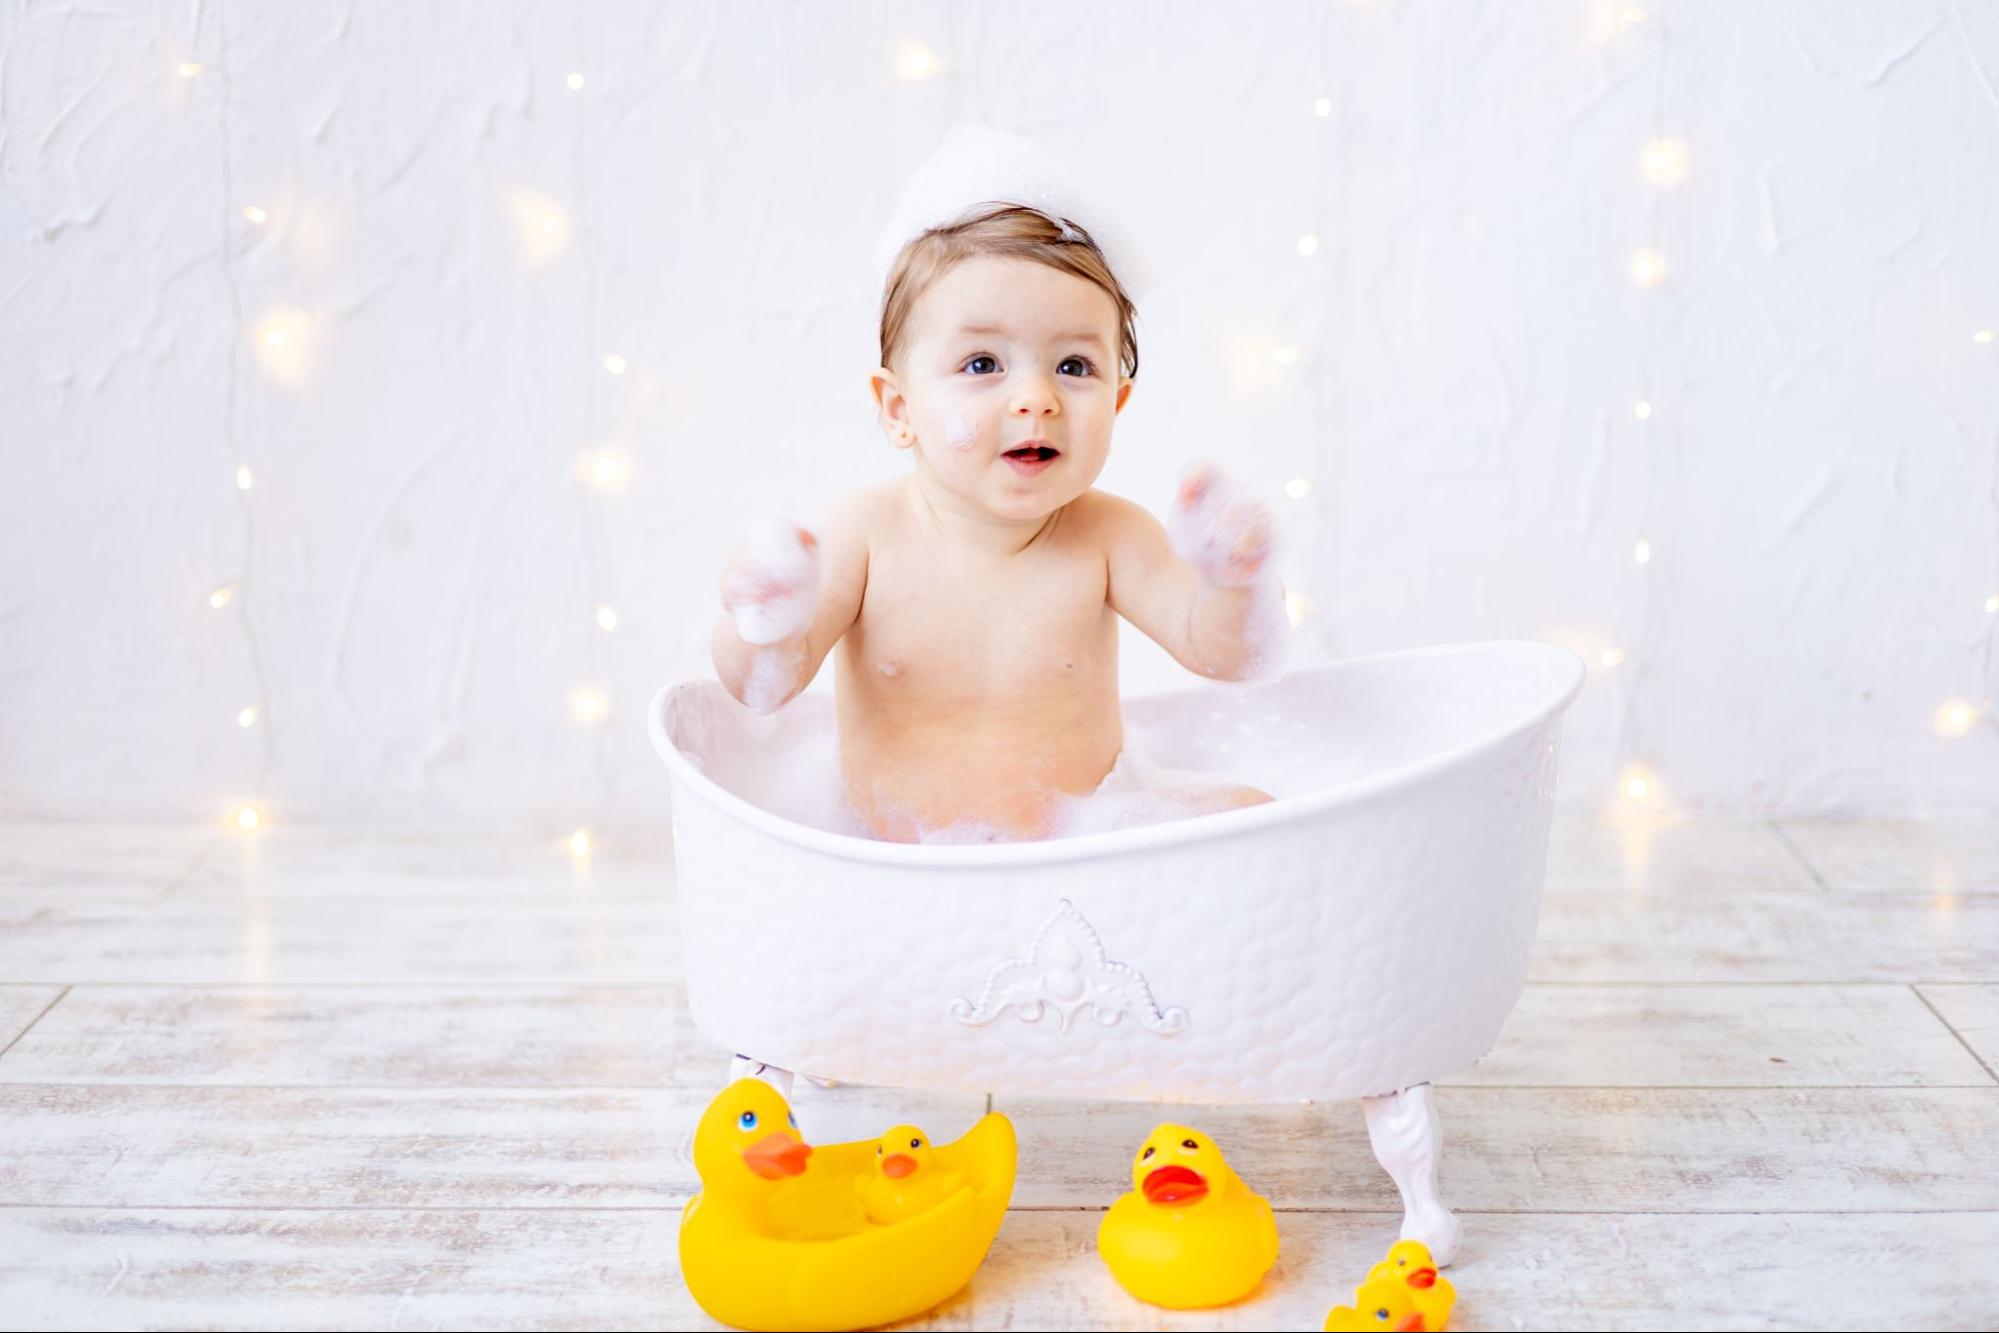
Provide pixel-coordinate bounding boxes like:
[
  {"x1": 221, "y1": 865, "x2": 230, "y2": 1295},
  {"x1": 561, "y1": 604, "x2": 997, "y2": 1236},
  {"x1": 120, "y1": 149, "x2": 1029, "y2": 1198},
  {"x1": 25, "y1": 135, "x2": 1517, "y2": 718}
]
[
  {"x1": 1361, "y1": 1082, "x2": 1462, "y2": 1267},
  {"x1": 726, "y1": 1052, "x2": 795, "y2": 1099}
]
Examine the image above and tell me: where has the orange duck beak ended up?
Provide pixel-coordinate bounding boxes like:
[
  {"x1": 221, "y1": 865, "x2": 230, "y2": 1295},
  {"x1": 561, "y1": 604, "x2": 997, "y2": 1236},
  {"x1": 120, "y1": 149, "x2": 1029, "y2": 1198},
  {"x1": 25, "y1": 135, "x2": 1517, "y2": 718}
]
[
  {"x1": 741, "y1": 1132, "x2": 811, "y2": 1179},
  {"x1": 1140, "y1": 1164, "x2": 1207, "y2": 1204},
  {"x1": 881, "y1": 1153, "x2": 918, "y2": 1179}
]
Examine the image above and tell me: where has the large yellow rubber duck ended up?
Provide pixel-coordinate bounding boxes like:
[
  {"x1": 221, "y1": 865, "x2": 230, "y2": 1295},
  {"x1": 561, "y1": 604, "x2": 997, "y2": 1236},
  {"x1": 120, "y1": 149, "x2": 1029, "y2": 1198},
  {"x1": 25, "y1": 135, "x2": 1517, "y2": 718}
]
[
  {"x1": 860, "y1": 1124, "x2": 968, "y2": 1224},
  {"x1": 1096, "y1": 1123, "x2": 1279, "y2": 1309},
  {"x1": 1325, "y1": 1239, "x2": 1455, "y2": 1331},
  {"x1": 679, "y1": 1079, "x2": 1016, "y2": 1332}
]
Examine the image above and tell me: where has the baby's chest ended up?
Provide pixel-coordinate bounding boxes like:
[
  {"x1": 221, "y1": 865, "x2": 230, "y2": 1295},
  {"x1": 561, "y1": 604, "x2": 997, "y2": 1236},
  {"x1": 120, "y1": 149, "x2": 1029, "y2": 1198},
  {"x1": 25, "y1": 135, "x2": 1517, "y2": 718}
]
[{"x1": 852, "y1": 550, "x2": 1111, "y2": 690}]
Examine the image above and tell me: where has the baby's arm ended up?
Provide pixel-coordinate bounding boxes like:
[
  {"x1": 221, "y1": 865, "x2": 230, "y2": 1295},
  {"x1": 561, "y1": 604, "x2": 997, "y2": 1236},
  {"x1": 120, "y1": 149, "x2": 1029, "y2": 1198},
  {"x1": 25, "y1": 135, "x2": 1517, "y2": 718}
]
[
  {"x1": 1101, "y1": 463, "x2": 1290, "y2": 682},
  {"x1": 713, "y1": 499, "x2": 868, "y2": 714}
]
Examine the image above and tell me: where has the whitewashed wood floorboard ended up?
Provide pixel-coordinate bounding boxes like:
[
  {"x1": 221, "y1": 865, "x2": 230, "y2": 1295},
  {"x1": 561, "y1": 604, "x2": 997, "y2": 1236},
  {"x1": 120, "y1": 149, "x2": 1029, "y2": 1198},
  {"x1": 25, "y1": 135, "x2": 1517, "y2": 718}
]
[
  {"x1": 1773, "y1": 819, "x2": 1999, "y2": 893},
  {"x1": 1, "y1": 983, "x2": 1987, "y2": 1090},
  {"x1": 0, "y1": 818, "x2": 1995, "y2": 1331},
  {"x1": 0, "y1": 1209, "x2": 1993, "y2": 1332},
  {"x1": 3, "y1": 1083, "x2": 1992, "y2": 1214},
  {"x1": 1915, "y1": 984, "x2": 1999, "y2": 1079}
]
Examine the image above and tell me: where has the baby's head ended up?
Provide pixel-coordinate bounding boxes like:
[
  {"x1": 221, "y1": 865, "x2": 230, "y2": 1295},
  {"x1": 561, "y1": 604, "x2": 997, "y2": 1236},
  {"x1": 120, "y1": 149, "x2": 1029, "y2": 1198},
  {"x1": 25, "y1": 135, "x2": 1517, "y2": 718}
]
[{"x1": 870, "y1": 204, "x2": 1140, "y2": 524}]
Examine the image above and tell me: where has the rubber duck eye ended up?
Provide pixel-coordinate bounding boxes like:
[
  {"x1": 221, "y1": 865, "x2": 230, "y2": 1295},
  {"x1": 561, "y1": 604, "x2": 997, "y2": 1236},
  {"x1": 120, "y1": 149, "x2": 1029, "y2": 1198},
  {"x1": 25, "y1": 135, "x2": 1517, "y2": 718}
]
[
  {"x1": 1375, "y1": 1311, "x2": 1390, "y2": 1322},
  {"x1": 786, "y1": 1112, "x2": 797, "y2": 1129},
  {"x1": 910, "y1": 1137, "x2": 921, "y2": 1149},
  {"x1": 1141, "y1": 1146, "x2": 1155, "y2": 1159},
  {"x1": 876, "y1": 1145, "x2": 883, "y2": 1155},
  {"x1": 1180, "y1": 1138, "x2": 1199, "y2": 1151},
  {"x1": 738, "y1": 1110, "x2": 758, "y2": 1131}
]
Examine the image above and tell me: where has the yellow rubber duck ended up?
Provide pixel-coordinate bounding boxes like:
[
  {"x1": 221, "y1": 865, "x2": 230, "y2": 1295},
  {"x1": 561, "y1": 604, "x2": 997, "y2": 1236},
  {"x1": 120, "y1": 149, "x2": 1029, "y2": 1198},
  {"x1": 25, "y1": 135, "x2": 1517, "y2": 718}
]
[
  {"x1": 859, "y1": 1124, "x2": 968, "y2": 1224},
  {"x1": 1324, "y1": 1273, "x2": 1427, "y2": 1331},
  {"x1": 1096, "y1": 1123, "x2": 1279, "y2": 1309},
  {"x1": 679, "y1": 1079, "x2": 1016, "y2": 1332},
  {"x1": 1324, "y1": 1239, "x2": 1455, "y2": 1331}
]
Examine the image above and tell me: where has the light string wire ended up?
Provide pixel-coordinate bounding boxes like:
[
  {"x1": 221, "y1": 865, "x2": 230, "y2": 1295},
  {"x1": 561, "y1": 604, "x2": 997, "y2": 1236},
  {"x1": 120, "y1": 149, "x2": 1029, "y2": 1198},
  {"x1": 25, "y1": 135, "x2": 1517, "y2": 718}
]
[
  {"x1": 567, "y1": 12, "x2": 610, "y2": 819},
  {"x1": 1617, "y1": 5, "x2": 1671, "y2": 796},
  {"x1": 1304, "y1": 0, "x2": 1340, "y2": 663},
  {"x1": 215, "y1": 0, "x2": 275, "y2": 820}
]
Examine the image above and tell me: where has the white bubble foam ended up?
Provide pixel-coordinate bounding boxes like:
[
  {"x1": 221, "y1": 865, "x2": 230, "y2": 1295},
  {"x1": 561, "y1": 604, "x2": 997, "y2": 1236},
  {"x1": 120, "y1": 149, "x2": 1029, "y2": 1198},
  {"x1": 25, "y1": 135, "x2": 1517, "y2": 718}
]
[{"x1": 730, "y1": 514, "x2": 819, "y2": 646}]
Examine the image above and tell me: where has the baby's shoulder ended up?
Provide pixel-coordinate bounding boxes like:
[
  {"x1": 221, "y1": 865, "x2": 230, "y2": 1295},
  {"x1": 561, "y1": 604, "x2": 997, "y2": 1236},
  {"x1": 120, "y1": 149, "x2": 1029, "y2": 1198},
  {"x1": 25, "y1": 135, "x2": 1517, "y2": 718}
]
[
  {"x1": 814, "y1": 480, "x2": 898, "y2": 540},
  {"x1": 1064, "y1": 487, "x2": 1159, "y2": 546}
]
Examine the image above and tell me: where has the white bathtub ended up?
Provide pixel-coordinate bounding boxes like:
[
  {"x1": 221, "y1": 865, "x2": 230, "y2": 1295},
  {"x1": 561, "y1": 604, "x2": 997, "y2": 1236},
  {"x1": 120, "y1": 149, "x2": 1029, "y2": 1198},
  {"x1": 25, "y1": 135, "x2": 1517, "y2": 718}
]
[{"x1": 648, "y1": 640, "x2": 1586, "y2": 1263}]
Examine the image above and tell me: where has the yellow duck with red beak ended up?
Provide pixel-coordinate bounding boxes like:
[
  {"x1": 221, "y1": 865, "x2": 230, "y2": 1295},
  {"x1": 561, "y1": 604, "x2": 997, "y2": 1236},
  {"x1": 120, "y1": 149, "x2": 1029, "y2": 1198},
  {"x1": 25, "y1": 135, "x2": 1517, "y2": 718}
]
[
  {"x1": 1096, "y1": 1123, "x2": 1279, "y2": 1308},
  {"x1": 680, "y1": 1079, "x2": 1017, "y2": 1331}
]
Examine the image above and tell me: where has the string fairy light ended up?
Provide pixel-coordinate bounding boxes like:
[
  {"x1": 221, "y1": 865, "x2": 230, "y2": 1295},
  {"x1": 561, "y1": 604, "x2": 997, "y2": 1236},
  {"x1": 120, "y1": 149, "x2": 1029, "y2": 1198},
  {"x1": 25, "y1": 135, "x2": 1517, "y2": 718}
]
[
  {"x1": 563, "y1": 8, "x2": 616, "y2": 843},
  {"x1": 205, "y1": 5, "x2": 276, "y2": 834},
  {"x1": 893, "y1": 39, "x2": 944, "y2": 81},
  {"x1": 1284, "y1": 0, "x2": 1344, "y2": 665},
  {"x1": 1609, "y1": 4, "x2": 1677, "y2": 810},
  {"x1": 1932, "y1": 699, "x2": 1979, "y2": 739}
]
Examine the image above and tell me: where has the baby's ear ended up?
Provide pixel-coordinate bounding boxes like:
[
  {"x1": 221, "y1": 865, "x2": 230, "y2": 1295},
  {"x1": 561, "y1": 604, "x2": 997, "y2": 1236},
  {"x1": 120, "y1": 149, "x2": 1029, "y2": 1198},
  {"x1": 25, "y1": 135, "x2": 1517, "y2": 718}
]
[{"x1": 869, "y1": 367, "x2": 915, "y2": 448}]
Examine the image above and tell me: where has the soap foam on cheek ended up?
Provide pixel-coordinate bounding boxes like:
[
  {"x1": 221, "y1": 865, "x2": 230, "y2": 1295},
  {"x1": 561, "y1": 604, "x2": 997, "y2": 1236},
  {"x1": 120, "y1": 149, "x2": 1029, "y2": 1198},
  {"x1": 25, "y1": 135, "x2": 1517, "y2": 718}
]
[{"x1": 941, "y1": 407, "x2": 980, "y2": 453}]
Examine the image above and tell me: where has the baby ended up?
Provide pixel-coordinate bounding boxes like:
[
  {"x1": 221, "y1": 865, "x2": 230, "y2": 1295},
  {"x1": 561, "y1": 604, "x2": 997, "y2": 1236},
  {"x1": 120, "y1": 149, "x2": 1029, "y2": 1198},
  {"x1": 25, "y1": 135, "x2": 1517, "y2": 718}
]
[{"x1": 712, "y1": 202, "x2": 1288, "y2": 843}]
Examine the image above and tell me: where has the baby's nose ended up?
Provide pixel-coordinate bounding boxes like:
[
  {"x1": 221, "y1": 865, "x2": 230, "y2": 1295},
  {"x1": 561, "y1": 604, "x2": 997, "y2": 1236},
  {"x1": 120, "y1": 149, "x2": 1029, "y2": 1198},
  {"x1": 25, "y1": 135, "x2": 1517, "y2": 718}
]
[{"x1": 1011, "y1": 376, "x2": 1059, "y2": 414}]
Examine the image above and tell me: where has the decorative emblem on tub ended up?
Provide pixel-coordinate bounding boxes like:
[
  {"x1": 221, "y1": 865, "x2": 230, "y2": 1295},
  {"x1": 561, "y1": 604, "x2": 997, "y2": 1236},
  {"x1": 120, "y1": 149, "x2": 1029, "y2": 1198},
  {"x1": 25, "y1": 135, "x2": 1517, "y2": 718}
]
[{"x1": 948, "y1": 899, "x2": 1189, "y2": 1035}]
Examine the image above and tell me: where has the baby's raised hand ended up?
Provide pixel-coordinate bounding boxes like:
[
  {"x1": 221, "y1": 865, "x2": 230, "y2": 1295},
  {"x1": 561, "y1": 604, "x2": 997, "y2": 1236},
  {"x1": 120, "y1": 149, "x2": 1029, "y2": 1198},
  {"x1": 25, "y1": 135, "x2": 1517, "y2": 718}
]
[
  {"x1": 1167, "y1": 462, "x2": 1274, "y2": 588},
  {"x1": 721, "y1": 514, "x2": 821, "y2": 645}
]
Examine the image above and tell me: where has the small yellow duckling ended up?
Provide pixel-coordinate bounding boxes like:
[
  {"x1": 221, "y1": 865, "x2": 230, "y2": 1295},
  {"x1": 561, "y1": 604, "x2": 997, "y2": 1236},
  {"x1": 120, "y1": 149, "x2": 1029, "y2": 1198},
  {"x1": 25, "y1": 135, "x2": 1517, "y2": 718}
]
[
  {"x1": 1366, "y1": 1239, "x2": 1454, "y2": 1331},
  {"x1": 1096, "y1": 1123, "x2": 1279, "y2": 1309},
  {"x1": 1324, "y1": 1272, "x2": 1427, "y2": 1331},
  {"x1": 859, "y1": 1124, "x2": 968, "y2": 1224},
  {"x1": 1325, "y1": 1238, "x2": 1455, "y2": 1331}
]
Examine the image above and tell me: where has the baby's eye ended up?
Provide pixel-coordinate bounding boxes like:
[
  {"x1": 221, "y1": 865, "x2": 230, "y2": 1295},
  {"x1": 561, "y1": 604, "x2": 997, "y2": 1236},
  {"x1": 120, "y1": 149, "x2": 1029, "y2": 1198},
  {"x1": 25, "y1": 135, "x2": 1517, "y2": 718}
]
[
  {"x1": 1059, "y1": 356, "x2": 1096, "y2": 377},
  {"x1": 963, "y1": 354, "x2": 999, "y2": 375}
]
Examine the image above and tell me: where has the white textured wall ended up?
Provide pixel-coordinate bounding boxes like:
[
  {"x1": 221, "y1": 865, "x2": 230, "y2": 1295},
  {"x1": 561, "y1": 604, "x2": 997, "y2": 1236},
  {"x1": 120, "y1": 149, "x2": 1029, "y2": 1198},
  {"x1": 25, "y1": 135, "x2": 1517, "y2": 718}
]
[{"x1": 2, "y1": 0, "x2": 1996, "y2": 824}]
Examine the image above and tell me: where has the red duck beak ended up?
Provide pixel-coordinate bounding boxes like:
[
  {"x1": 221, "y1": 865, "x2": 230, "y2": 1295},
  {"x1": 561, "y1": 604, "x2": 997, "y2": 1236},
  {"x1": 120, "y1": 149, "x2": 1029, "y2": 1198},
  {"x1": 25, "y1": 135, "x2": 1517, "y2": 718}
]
[
  {"x1": 881, "y1": 1153, "x2": 918, "y2": 1179},
  {"x1": 741, "y1": 1132, "x2": 811, "y2": 1179},
  {"x1": 1407, "y1": 1266, "x2": 1438, "y2": 1289},
  {"x1": 1395, "y1": 1315, "x2": 1427, "y2": 1332},
  {"x1": 1141, "y1": 1165, "x2": 1208, "y2": 1204}
]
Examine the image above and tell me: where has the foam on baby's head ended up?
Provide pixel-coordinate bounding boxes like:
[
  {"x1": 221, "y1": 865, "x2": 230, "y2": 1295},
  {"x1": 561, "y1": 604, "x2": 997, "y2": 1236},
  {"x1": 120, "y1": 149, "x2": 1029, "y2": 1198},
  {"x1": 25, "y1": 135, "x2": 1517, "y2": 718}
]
[{"x1": 877, "y1": 202, "x2": 1143, "y2": 383}]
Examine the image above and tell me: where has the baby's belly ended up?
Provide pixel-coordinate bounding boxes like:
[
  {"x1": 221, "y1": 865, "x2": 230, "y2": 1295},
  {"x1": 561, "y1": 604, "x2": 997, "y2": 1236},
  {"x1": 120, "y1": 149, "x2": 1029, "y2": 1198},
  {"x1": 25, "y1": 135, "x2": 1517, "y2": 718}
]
[{"x1": 836, "y1": 691, "x2": 1122, "y2": 842}]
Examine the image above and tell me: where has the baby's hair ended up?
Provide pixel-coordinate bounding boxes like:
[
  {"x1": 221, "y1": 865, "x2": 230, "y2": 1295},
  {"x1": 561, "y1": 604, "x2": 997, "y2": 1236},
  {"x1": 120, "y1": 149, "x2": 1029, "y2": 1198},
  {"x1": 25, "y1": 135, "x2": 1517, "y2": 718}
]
[{"x1": 878, "y1": 202, "x2": 1140, "y2": 381}]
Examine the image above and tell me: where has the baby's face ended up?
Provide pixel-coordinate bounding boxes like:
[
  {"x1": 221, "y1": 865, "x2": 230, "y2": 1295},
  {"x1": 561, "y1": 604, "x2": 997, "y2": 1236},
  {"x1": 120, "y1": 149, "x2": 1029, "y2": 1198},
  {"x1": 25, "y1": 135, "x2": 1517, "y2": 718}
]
[{"x1": 875, "y1": 255, "x2": 1131, "y2": 524}]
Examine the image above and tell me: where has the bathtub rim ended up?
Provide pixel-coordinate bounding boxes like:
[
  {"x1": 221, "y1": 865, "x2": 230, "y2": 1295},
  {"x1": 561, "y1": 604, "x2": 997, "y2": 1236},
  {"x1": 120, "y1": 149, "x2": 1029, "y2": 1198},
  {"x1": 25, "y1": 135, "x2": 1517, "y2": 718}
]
[{"x1": 649, "y1": 638, "x2": 1585, "y2": 869}]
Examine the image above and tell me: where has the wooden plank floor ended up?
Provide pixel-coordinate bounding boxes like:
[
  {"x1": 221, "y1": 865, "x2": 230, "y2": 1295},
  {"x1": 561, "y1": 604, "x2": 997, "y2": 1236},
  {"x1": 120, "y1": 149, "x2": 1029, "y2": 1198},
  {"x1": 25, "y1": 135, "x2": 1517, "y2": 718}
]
[{"x1": 0, "y1": 817, "x2": 1994, "y2": 1331}]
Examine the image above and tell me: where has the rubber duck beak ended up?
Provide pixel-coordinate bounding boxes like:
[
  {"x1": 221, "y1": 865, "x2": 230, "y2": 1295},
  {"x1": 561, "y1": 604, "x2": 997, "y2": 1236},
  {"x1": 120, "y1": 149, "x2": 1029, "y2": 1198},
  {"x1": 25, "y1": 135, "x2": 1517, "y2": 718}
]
[
  {"x1": 1395, "y1": 1315, "x2": 1427, "y2": 1332},
  {"x1": 1407, "y1": 1266, "x2": 1438, "y2": 1289},
  {"x1": 1140, "y1": 1164, "x2": 1208, "y2": 1204},
  {"x1": 881, "y1": 1153, "x2": 918, "y2": 1179},
  {"x1": 741, "y1": 1132, "x2": 811, "y2": 1179}
]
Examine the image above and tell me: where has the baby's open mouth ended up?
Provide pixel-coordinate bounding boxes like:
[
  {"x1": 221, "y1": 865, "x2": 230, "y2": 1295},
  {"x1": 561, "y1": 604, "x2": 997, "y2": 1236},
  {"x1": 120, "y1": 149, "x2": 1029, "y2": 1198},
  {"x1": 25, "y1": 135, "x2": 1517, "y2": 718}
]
[{"x1": 1003, "y1": 445, "x2": 1060, "y2": 462}]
